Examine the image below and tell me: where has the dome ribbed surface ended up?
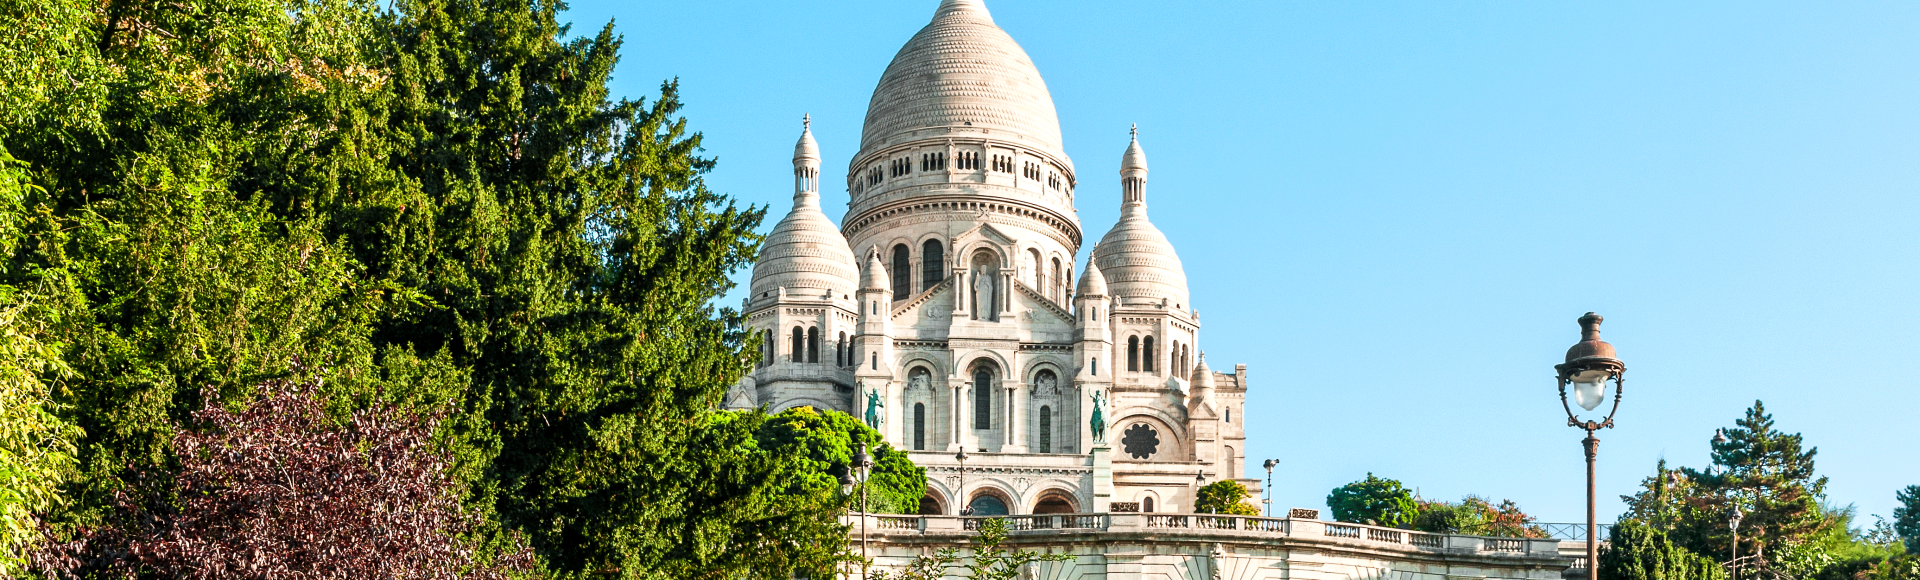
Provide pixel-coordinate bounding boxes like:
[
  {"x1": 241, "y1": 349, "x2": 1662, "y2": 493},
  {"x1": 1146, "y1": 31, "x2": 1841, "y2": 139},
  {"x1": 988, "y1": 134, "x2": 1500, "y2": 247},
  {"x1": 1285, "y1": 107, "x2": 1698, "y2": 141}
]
[
  {"x1": 857, "y1": 0, "x2": 1063, "y2": 159},
  {"x1": 1095, "y1": 215, "x2": 1189, "y2": 307},
  {"x1": 751, "y1": 196, "x2": 858, "y2": 297}
]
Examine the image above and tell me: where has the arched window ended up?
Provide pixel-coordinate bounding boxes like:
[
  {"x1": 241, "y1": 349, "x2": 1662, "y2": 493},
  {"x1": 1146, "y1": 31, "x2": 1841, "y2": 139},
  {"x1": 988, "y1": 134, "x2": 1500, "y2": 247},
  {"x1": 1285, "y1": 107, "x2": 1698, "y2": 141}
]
[
  {"x1": 1127, "y1": 336, "x2": 1140, "y2": 372},
  {"x1": 913, "y1": 403, "x2": 926, "y2": 451},
  {"x1": 1143, "y1": 336, "x2": 1155, "y2": 373},
  {"x1": 921, "y1": 239, "x2": 945, "y2": 292},
  {"x1": 1143, "y1": 496, "x2": 1156, "y2": 513},
  {"x1": 1028, "y1": 248, "x2": 1044, "y2": 291},
  {"x1": 806, "y1": 327, "x2": 819, "y2": 363},
  {"x1": 1050, "y1": 257, "x2": 1063, "y2": 302},
  {"x1": 1226, "y1": 407, "x2": 1232, "y2": 423},
  {"x1": 1038, "y1": 406, "x2": 1052, "y2": 453},
  {"x1": 890, "y1": 244, "x2": 911, "y2": 298},
  {"x1": 837, "y1": 332, "x2": 848, "y2": 366},
  {"x1": 790, "y1": 327, "x2": 803, "y2": 363},
  {"x1": 973, "y1": 368, "x2": 992, "y2": 430},
  {"x1": 1091, "y1": 357, "x2": 1098, "y2": 376}
]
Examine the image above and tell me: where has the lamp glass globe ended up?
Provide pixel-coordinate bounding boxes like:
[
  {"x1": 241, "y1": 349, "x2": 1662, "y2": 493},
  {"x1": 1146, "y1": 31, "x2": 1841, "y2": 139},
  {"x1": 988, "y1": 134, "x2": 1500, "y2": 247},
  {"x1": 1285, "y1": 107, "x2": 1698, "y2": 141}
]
[{"x1": 1571, "y1": 369, "x2": 1610, "y2": 411}]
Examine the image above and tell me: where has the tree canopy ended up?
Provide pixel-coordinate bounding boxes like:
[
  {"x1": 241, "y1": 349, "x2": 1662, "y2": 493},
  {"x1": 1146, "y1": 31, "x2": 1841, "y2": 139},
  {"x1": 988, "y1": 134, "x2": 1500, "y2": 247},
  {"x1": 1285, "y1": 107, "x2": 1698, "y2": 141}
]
[{"x1": 0, "y1": 0, "x2": 894, "y2": 577}]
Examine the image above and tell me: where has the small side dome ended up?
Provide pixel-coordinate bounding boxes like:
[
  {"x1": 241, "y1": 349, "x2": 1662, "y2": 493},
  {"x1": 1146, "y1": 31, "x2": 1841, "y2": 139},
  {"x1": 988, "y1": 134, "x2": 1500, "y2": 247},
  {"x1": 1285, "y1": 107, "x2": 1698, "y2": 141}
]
[
  {"x1": 1075, "y1": 249, "x2": 1109, "y2": 297},
  {"x1": 1095, "y1": 129, "x2": 1189, "y2": 307},
  {"x1": 862, "y1": 252, "x2": 890, "y2": 291},
  {"x1": 1190, "y1": 353, "x2": 1215, "y2": 389},
  {"x1": 749, "y1": 122, "x2": 859, "y2": 299}
]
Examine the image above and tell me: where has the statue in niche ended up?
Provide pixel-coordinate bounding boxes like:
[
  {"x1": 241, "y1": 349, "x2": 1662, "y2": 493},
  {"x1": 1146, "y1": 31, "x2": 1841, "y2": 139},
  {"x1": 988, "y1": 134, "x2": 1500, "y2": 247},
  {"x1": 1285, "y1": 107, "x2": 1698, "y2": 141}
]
[
  {"x1": 970, "y1": 265, "x2": 998, "y2": 321},
  {"x1": 908, "y1": 369, "x2": 930, "y2": 392},
  {"x1": 1034, "y1": 372, "x2": 1056, "y2": 395},
  {"x1": 864, "y1": 386, "x2": 885, "y2": 430},
  {"x1": 1090, "y1": 389, "x2": 1108, "y2": 443}
]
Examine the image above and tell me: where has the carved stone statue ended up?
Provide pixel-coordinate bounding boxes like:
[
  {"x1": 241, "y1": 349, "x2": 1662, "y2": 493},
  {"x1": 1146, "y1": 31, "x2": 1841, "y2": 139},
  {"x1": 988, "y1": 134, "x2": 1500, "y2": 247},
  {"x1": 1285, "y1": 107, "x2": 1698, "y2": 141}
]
[
  {"x1": 1035, "y1": 372, "x2": 1056, "y2": 394},
  {"x1": 909, "y1": 370, "x2": 929, "y2": 392},
  {"x1": 864, "y1": 386, "x2": 885, "y2": 430},
  {"x1": 1090, "y1": 389, "x2": 1108, "y2": 443},
  {"x1": 970, "y1": 266, "x2": 997, "y2": 321}
]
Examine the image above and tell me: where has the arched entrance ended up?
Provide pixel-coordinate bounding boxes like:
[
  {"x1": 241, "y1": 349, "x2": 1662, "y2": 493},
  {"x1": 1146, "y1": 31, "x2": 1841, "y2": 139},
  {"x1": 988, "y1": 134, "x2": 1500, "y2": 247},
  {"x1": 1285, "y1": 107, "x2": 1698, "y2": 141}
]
[
  {"x1": 1031, "y1": 489, "x2": 1078, "y2": 514},
  {"x1": 967, "y1": 490, "x2": 1012, "y2": 516}
]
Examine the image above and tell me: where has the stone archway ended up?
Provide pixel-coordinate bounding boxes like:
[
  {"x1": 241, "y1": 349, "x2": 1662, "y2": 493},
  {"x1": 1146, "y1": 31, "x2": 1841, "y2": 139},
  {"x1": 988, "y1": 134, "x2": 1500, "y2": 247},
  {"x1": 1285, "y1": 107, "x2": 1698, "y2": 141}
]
[
  {"x1": 966, "y1": 487, "x2": 1016, "y2": 516},
  {"x1": 1031, "y1": 489, "x2": 1078, "y2": 514}
]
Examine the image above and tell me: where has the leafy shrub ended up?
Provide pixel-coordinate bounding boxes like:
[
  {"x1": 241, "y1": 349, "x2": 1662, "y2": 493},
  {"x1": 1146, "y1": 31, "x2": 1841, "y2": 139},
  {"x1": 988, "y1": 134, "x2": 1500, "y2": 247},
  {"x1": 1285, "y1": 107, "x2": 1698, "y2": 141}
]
[{"x1": 1599, "y1": 520, "x2": 1728, "y2": 580}]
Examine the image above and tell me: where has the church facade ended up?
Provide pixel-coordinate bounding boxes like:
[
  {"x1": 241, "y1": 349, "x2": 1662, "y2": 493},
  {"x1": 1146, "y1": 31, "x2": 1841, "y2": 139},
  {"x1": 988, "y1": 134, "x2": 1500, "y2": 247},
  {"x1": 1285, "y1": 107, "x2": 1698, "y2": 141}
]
[{"x1": 727, "y1": 0, "x2": 1251, "y2": 518}]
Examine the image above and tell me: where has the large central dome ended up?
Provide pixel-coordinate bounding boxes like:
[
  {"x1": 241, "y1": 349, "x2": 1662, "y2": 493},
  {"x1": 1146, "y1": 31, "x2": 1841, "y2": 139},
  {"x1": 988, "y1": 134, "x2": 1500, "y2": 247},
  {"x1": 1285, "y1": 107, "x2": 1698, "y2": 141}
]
[{"x1": 857, "y1": 0, "x2": 1063, "y2": 160}]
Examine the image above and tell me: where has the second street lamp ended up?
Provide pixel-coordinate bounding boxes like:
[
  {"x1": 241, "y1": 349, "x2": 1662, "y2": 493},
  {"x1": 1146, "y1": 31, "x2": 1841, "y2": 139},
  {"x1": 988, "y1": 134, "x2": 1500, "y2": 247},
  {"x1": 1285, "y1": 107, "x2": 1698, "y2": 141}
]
[
  {"x1": 1262, "y1": 459, "x2": 1278, "y2": 518},
  {"x1": 853, "y1": 442, "x2": 874, "y2": 580},
  {"x1": 1554, "y1": 312, "x2": 1626, "y2": 580}
]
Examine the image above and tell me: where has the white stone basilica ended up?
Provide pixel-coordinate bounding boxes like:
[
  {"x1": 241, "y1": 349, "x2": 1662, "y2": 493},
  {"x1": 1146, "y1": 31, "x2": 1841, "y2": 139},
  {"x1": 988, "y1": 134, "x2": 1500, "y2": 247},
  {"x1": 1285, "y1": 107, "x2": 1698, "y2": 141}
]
[{"x1": 727, "y1": 0, "x2": 1253, "y2": 518}]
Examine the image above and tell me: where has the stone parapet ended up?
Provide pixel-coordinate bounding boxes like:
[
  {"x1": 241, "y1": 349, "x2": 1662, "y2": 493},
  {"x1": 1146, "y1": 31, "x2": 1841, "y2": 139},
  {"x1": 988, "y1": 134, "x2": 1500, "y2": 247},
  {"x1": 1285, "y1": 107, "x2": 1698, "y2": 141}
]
[{"x1": 841, "y1": 513, "x2": 1569, "y2": 580}]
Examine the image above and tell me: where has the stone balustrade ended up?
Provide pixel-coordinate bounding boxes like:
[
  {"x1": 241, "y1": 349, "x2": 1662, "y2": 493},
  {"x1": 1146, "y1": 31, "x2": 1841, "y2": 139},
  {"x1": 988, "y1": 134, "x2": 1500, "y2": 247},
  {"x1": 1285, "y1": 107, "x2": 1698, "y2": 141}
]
[{"x1": 840, "y1": 512, "x2": 1571, "y2": 580}]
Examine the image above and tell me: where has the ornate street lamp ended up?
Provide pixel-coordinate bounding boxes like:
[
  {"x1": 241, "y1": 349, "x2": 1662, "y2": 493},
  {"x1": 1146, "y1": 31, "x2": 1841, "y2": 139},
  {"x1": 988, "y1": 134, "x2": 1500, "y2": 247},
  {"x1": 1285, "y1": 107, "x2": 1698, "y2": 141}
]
[
  {"x1": 853, "y1": 442, "x2": 873, "y2": 580},
  {"x1": 1262, "y1": 459, "x2": 1278, "y2": 518},
  {"x1": 1555, "y1": 312, "x2": 1626, "y2": 580},
  {"x1": 955, "y1": 447, "x2": 972, "y2": 516},
  {"x1": 838, "y1": 471, "x2": 856, "y2": 580},
  {"x1": 1194, "y1": 470, "x2": 1208, "y2": 514}
]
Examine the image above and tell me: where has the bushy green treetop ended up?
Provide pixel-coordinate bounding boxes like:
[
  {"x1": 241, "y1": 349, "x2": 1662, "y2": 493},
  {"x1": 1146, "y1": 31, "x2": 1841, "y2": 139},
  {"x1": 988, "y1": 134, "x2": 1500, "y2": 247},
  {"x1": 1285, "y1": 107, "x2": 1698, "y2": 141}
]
[
  {"x1": 1196, "y1": 480, "x2": 1259, "y2": 516},
  {"x1": 1327, "y1": 473, "x2": 1417, "y2": 527}
]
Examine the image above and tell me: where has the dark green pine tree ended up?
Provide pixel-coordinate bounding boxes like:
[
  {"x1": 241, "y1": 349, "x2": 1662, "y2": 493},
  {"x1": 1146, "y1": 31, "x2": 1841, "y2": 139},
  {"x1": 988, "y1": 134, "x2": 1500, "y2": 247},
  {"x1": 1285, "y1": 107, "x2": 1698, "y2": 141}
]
[
  {"x1": 1895, "y1": 485, "x2": 1920, "y2": 554},
  {"x1": 1689, "y1": 400, "x2": 1831, "y2": 563}
]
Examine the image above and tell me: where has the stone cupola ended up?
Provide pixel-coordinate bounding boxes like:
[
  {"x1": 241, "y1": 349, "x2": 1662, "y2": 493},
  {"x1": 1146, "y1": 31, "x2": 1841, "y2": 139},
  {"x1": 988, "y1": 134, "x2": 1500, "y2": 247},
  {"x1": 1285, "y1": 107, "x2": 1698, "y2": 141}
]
[
  {"x1": 1094, "y1": 127, "x2": 1191, "y2": 309},
  {"x1": 748, "y1": 118, "x2": 859, "y2": 299}
]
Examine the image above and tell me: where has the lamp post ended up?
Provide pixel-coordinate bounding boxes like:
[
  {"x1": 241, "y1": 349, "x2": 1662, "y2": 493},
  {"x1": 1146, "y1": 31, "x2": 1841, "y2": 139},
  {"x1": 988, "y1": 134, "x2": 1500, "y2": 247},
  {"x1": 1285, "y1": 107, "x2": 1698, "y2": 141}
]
[
  {"x1": 1262, "y1": 459, "x2": 1278, "y2": 518},
  {"x1": 956, "y1": 447, "x2": 972, "y2": 516},
  {"x1": 853, "y1": 442, "x2": 874, "y2": 580},
  {"x1": 1554, "y1": 312, "x2": 1626, "y2": 580},
  {"x1": 838, "y1": 471, "x2": 856, "y2": 580},
  {"x1": 1195, "y1": 469, "x2": 1209, "y2": 514}
]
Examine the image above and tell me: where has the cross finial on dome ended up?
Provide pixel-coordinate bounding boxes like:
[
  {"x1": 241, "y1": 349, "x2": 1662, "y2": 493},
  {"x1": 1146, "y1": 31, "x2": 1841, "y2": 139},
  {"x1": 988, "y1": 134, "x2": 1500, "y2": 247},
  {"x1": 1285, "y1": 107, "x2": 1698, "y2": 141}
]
[
  {"x1": 1130, "y1": 123, "x2": 1137, "y2": 139},
  {"x1": 803, "y1": 113, "x2": 810, "y2": 131}
]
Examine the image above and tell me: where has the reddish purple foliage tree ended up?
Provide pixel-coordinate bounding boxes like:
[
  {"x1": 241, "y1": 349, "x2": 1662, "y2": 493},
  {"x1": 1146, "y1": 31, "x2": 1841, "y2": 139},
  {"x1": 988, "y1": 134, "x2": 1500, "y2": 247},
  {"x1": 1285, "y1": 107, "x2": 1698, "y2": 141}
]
[{"x1": 37, "y1": 376, "x2": 533, "y2": 579}]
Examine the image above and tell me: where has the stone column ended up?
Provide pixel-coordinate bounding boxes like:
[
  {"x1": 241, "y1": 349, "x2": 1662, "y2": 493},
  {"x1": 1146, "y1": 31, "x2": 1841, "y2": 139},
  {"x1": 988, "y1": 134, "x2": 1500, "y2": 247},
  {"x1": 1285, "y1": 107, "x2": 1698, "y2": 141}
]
[
  {"x1": 947, "y1": 385, "x2": 963, "y2": 452},
  {"x1": 1002, "y1": 377, "x2": 1027, "y2": 453},
  {"x1": 1000, "y1": 271, "x2": 1014, "y2": 316},
  {"x1": 886, "y1": 380, "x2": 905, "y2": 447},
  {"x1": 952, "y1": 269, "x2": 968, "y2": 318}
]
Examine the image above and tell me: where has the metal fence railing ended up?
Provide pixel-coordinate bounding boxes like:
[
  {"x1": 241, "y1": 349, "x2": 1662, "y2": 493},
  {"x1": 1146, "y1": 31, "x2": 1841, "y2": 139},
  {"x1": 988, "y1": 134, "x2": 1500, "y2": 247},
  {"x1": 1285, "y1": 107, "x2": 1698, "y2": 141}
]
[{"x1": 1538, "y1": 523, "x2": 1614, "y2": 542}]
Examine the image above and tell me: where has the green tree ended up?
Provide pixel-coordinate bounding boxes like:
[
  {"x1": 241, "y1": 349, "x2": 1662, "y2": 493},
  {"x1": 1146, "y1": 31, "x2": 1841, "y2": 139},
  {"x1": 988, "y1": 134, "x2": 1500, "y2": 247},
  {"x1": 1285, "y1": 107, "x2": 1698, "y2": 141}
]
[
  {"x1": 959, "y1": 518, "x2": 1072, "y2": 580},
  {"x1": 1896, "y1": 486, "x2": 1920, "y2": 554},
  {"x1": 0, "y1": 299, "x2": 80, "y2": 577},
  {"x1": 0, "y1": 0, "x2": 859, "y2": 578},
  {"x1": 1196, "y1": 481, "x2": 1259, "y2": 516},
  {"x1": 1685, "y1": 401, "x2": 1831, "y2": 562},
  {"x1": 1327, "y1": 473, "x2": 1417, "y2": 527},
  {"x1": 1410, "y1": 496, "x2": 1545, "y2": 538},
  {"x1": 1598, "y1": 520, "x2": 1728, "y2": 580},
  {"x1": 755, "y1": 406, "x2": 926, "y2": 515},
  {"x1": 868, "y1": 518, "x2": 1071, "y2": 580}
]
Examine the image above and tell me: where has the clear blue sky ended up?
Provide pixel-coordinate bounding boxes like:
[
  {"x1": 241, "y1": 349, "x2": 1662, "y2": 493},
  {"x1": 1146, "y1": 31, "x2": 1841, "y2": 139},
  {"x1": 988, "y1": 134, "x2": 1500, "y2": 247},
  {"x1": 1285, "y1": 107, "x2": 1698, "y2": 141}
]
[{"x1": 560, "y1": 0, "x2": 1920, "y2": 525}]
